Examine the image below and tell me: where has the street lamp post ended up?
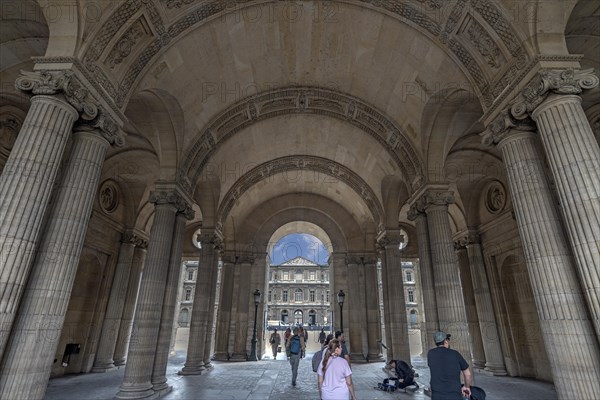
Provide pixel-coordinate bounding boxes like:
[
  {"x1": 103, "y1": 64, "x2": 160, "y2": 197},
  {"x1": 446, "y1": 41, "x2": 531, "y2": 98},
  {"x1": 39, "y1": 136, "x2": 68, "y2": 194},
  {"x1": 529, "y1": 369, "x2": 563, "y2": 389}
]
[
  {"x1": 337, "y1": 290, "x2": 345, "y2": 332},
  {"x1": 249, "y1": 289, "x2": 261, "y2": 361}
]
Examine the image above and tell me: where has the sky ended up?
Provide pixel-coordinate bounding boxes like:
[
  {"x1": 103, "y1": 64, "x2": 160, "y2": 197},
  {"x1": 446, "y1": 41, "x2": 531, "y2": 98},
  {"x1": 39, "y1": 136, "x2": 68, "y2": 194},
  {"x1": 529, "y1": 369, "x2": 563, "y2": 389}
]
[{"x1": 270, "y1": 233, "x2": 329, "y2": 265}]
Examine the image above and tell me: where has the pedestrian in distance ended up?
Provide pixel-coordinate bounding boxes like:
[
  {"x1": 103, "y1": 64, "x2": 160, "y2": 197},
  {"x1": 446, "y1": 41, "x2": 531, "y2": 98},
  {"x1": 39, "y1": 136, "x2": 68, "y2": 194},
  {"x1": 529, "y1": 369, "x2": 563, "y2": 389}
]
[
  {"x1": 427, "y1": 331, "x2": 473, "y2": 400},
  {"x1": 269, "y1": 329, "x2": 281, "y2": 359},
  {"x1": 317, "y1": 339, "x2": 357, "y2": 400},
  {"x1": 286, "y1": 327, "x2": 305, "y2": 386},
  {"x1": 335, "y1": 330, "x2": 351, "y2": 368},
  {"x1": 319, "y1": 328, "x2": 326, "y2": 345}
]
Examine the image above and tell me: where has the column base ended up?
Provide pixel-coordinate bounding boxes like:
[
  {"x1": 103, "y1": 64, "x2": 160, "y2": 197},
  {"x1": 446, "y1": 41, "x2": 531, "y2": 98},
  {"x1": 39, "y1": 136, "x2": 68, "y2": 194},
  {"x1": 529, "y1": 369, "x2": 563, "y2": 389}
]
[
  {"x1": 178, "y1": 364, "x2": 206, "y2": 375},
  {"x1": 212, "y1": 352, "x2": 229, "y2": 361},
  {"x1": 229, "y1": 352, "x2": 248, "y2": 361},
  {"x1": 114, "y1": 358, "x2": 126, "y2": 366},
  {"x1": 203, "y1": 361, "x2": 214, "y2": 370},
  {"x1": 91, "y1": 361, "x2": 116, "y2": 372},
  {"x1": 472, "y1": 359, "x2": 486, "y2": 369},
  {"x1": 115, "y1": 383, "x2": 157, "y2": 400},
  {"x1": 484, "y1": 363, "x2": 508, "y2": 376},
  {"x1": 152, "y1": 382, "x2": 173, "y2": 396},
  {"x1": 349, "y1": 353, "x2": 366, "y2": 363},
  {"x1": 366, "y1": 353, "x2": 385, "y2": 362}
]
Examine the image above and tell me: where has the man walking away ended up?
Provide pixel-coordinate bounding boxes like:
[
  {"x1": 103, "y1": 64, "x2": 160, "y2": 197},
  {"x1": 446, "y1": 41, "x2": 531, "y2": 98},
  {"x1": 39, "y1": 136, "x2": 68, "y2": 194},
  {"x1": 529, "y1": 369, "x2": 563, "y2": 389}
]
[
  {"x1": 427, "y1": 331, "x2": 472, "y2": 400},
  {"x1": 286, "y1": 327, "x2": 305, "y2": 386},
  {"x1": 269, "y1": 329, "x2": 281, "y2": 359},
  {"x1": 319, "y1": 328, "x2": 326, "y2": 345}
]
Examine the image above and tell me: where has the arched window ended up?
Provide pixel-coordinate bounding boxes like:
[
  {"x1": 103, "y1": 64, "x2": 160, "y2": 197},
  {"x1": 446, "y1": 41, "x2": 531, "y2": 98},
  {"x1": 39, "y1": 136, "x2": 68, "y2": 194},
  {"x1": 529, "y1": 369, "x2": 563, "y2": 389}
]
[
  {"x1": 294, "y1": 310, "x2": 303, "y2": 324},
  {"x1": 281, "y1": 310, "x2": 289, "y2": 323},
  {"x1": 410, "y1": 309, "x2": 417, "y2": 326},
  {"x1": 295, "y1": 288, "x2": 303, "y2": 301},
  {"x1": 179, "y1": 308, "x2": 190, "y2": 327},
  {"x1": 309, "y1": 310, "x2": 316, "y2": 325}
]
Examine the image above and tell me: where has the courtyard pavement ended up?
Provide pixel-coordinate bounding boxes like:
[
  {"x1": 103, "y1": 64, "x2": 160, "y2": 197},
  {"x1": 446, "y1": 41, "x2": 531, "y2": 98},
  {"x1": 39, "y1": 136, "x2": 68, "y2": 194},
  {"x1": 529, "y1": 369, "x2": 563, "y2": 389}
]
[{"x1": 45, "y1": 350, "x2": 557, "y2": 400}]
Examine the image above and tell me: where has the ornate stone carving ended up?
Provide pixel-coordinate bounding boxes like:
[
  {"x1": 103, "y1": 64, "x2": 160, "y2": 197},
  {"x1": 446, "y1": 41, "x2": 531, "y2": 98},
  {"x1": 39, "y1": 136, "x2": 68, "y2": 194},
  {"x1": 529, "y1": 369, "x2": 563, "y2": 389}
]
[
  {"x1": 406, "y1": 204, "x2": 424, "y2": 222},
  {"x1": 75, "y1": 113, "x2": 125, "y2": 147},
  {"x1": 485, "y1": 182, "x2": 506, "y2": 214},
  {"x1": 511, "y1": 69, "x2": 599, "y2": 120},
  {"x1": 184, "y1": 86, "x2": 422, "y2": 189},
  {"x1": 460, "y1": 15, "x2": 502, "y2": 69},
  {"x1": 149, "y1": 189, "x2": 191, "y2": 215},
  {"x1": 16, "y1": 70, "x2": 98, "y2": 121},
  {"x1": 99, "y1": 180, "x2": 119, "y2": 213},
  {"x1": 215, "y1": 155, "x2": 385, "y2": 228},
  {"x1": 481, "y1": 109, "x2": 536, "y2": 146},
  {"x1": 121, "y1": 231, "x2": 148, "y2": 247},
  {"x1": 0, "y1": 112, "x2": 23, "y2": 154},
  {"x1": 161, "y1": 0, "x2": 196, "y2": 9},
  {"x1": 105, "y1": 17, "x2": 151, "y2": 69},
  {"x1": 416, "y1": 189, "x2": 455, "y2": 211},
  {"x1": 377, "y1": 229, "x2": 408, "y2": 250}
]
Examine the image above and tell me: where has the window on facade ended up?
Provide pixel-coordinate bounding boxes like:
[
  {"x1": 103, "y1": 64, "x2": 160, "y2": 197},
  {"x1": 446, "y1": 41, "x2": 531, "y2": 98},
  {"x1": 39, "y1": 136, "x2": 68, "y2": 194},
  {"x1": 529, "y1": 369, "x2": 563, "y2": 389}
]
[
  {"x1": 326, "y1": 290, "x2": 330, "y2": 302},
  {"x1": 408, "y1": 289, "x2": 414, "y2": 303},
  {"x1": 406, "y1": 271, "x2": 412, "y2": 282},
  {"x1": 188, "y1": 269, "x2": 194, "y2": 280},
  {"x1": 283, "y1": 290, "x2": 288, "y2": 302},
  {"x1": 179, "y1": 308, "x2": 189, "y2": 326},
  {"x1": 295, "y1": 288, "x2": 303, "y2": 301},
  {"x1": 310, "y1": 271, "x2": 316, "y2": 280},
  {"x1": 283, "y1": 271, "x2": 289, "y2": 280},
  {"x1": 185, "y1": 288, "x2": 192, "y2": 301},
  {"x1": 310, "y1": 290, "x2": 315, "y2": 302},
  {"x1": 274, "y1": 272, "x2": 278, "y2": 280},
  {"x1": 295, "y1": 270, "x2": 303, "y2": 281},
  {"x1": 321, "y1": 291, "x2": 325, "y2": 301},
  {"x1": 268, "y1": 290, "x2": 272, "y2": 302}
]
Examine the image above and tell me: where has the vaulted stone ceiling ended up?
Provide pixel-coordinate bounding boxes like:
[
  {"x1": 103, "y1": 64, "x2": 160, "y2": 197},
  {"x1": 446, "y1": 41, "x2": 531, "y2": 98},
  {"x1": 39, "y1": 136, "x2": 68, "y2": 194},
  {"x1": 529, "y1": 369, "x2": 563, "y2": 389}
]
[{"x1": 1, "y1": 0, "x2": 597, "y2": 249}]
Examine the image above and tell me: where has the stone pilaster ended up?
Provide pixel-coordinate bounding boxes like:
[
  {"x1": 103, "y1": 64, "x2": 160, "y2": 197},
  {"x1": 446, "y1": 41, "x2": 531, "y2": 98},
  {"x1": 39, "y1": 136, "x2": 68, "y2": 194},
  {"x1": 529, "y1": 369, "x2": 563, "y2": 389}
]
[
  {"x1": 377, "y1": 231, "x2": 410, "y2": 362},
  {"x1": 482, "y1": 118, "x2": 600, "y2": 398},
  {"x1": 152, "y1": 205, "x2": 193, "y2": 394},
  {"x1": 363, "y1": 256, "x2": 384, "y2": 362},
  {"x1": 346, "y1": 255, "x2": 364, "y2": 361},
  {"x1": 116, "y1": 189, "x2": 189, "y2": 400},
  {"x1": 203, "y1": 244, "x2": 222, "y2": 368},
  {"x1": 417, "y1": 189, "x2": 471, "y2": 360},
  {"x1": 454, "y1": 239, "x2": 486, "y2": 369},
  {"x1": 331, "y1": 252, "x2": 347, "y2": 332},
  {"x1": 230, "y1": 254, "x2": 253, "y2": 361},
  {"x1": 407, "y1": 206, "x2": 438, "y2": 351},
  {"x1": 0, "y1": 128, "x2": 112, "y2": 400},
  {"x1": 114, "y1": 243, "x2": 147, "y2": 366},
  {"x1": 213, "y1": 254, "x2": 236, "y2": 361},
  {"x1": 93, "y1": 232, "x2": 144, "y2": 372},
  {"x1": 460, "y1": 233, "x2": 506, "y2": 375},
  {"x1": 513, "y1": 69, "x2": 600, "y2": 337},
  {"x1": 377, "y1": 246, "x2": 393, "y2": 361},
  {"x1": 180, "y1": 231, "x2": 222, "y2": 374}
]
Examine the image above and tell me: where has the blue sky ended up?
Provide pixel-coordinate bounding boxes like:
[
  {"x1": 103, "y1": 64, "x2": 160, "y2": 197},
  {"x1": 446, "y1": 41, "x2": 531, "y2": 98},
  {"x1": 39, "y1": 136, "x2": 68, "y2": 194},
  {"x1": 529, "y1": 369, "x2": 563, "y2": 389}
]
[{"x1": 270, "y1": 233, "x2": 329, "y2": 265}]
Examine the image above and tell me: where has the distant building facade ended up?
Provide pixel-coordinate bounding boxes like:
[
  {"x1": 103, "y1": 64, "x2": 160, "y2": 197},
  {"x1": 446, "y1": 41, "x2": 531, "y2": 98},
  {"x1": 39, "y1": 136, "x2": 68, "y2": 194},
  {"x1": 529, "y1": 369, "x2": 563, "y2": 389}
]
[{"x1": 268, "y1": 257, "x2": 329, "y2": 326}]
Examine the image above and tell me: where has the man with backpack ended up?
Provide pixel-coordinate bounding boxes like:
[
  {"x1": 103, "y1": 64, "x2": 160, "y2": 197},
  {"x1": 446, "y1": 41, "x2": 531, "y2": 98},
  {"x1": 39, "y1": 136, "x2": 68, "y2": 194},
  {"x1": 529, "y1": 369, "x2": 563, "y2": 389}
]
[{"x1": 286, "y1": 327, "x2": 305, "y2": 386}]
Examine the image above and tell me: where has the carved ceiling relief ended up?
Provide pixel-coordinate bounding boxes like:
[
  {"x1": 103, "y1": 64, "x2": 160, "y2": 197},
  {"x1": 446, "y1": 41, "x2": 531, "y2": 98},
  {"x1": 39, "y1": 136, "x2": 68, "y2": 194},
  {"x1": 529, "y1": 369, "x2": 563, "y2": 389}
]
[
  {"x1": 458, "y1": 14, "x2": 504, "y2": 70},
  {"x1": 104, "y1": 17, "x2": 153, "y2": 72}
]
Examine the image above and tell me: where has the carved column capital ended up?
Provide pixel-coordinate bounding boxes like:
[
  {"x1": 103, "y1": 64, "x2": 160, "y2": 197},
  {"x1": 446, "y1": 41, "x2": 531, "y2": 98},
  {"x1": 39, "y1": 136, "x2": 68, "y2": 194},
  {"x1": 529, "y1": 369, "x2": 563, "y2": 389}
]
[
  {"x1": 510, "y1": 68, "x2": 599, "y2": 120},
  {"x1": 345, "y1": 254, "x2": 363, "y2": 265},
  {"x1": 481, "y1": 109, "x2": 536, "y2": 146},
  {"x1": 196, "y1": 232, "x2": 223, "y2": 251},
  {"x1": 417, "y1": 189, "x2": 455, "y2": 211},
  {"x1": 407, "y1": 204, "x2": 425, "y2": 221},
  {"x1": 376, "y1": 230, "x2": 406, "y2": 250},
  {"x1": 455, "y1": 231, "x2": 481, "y2": 249},
  {"x1": 121, "y1": 231, "x2": 148, "y2": 248}
]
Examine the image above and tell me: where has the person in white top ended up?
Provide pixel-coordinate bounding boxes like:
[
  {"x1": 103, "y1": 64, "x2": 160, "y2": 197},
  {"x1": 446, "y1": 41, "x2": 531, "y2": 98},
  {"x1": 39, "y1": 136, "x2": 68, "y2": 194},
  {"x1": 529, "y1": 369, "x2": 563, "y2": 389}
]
[{"x1": 317, "y1": 339, "x2": 357, "y2": 400}]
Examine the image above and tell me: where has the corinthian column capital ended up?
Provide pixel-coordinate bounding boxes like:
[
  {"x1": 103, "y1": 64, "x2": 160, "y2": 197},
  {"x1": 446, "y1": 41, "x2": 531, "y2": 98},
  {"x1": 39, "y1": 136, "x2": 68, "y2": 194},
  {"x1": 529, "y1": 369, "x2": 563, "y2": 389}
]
[
  {"x1": 510, "y1": 68, "x2": 599, "y2": 120},
  {"x1": 417, "y1": 189, "x2": 455, "y2": 210}
]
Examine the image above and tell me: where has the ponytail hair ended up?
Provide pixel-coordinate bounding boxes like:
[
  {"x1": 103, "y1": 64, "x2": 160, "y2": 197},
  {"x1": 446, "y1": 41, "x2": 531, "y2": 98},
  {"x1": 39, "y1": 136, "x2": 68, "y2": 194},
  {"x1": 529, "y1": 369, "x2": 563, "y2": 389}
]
[{"x1": 321, "y1": 339, "x2": 341, "y2": 375}]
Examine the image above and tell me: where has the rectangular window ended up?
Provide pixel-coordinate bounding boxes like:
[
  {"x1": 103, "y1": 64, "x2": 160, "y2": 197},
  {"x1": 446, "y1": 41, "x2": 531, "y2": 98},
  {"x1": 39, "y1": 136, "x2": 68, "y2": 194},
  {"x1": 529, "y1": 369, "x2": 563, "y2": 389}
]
[
  {"x1": 310, "y1": 290, "x2": 315, "y2": 302},
  {"x1": 185, "y1": 288, "x2": 191, "y2": 301},
  {"x1": 406, "y1": 271, "x2": 412, "y2": 282},
  {"x1": 295, "y1": 290, "x2": 303, "y2": 301},
  {"x1": 326, "y1": 290, "x2": 330, "y2": 302},
  {"x1": 188, "y1": 270, "x2": 194, "y2": 280},
  {"x1": 283, "y1": 290, "x2": 288, "y2": 302},
  {"x1": 310, "y1": 271, "x2": 316, "y2": 280},
  {"x1": 408, "y1": 289, "x2": 415, "y2": 303},
  {"x1": 268, "y1": 290, "x2": 272, "y2": 302},
  {"x1": 283, "y1": 271, "x2": 289, "y2": 280}
]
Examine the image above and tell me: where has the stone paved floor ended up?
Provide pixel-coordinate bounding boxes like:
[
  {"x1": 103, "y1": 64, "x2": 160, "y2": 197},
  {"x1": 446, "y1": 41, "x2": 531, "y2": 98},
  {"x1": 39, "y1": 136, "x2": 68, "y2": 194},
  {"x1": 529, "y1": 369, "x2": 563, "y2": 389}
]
[{"x1": 45, "y1": 352, "x2": 557, "y2": 400}]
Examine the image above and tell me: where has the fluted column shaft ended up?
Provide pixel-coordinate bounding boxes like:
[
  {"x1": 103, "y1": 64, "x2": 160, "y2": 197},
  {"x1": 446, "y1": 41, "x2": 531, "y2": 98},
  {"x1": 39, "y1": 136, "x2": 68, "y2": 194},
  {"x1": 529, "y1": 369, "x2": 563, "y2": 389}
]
[
  {"x1": 152, "y1": 213, "x2": 188, "y2": 393},
  {"x1": 114, "y1": 245, "x2": 147, "y2": 366},
  {"x1": 498, "y1": 130, "x2": 600, "y2": 398},
  {"x1": 93, "y1": 235, "x2": 137, "y2": 371},
  {"x1": 455, "y1": 245, "x2": 485, "y2": 369},
  {"x1": 203, "y1": 248, "x2": 221, "y2": 368},
  {"x1": 116, "y1": 196, "x2": 179, "y2": 399},
  {"x1": 422, "y1": 192, "x2": 471, "y2": 360},
  {"x1": 364, "y1": 259, "x2": 383, "y2": 361},
  {"x1": 532, "y1": 94, "x2": 600, "y2": 337},
  {"x1": 0, "y1": 95, "x2": 78, "y2": 357},
  {"x1": 180, "y1": 233, "x2": 220, "y2": 374},
  {"x1": 213, "y1": 258, "x2": 235, "y2": 360},
  {"x1": 0, "y1": 130, "x2": 109, "y2": 400},
  {"x1": 378, "y1": 248, "x2": 393, "y2": 361},
  {"x1": 379, "y1": 233, "x2": 410, "y2": 362},
  {"x1": 231, "y1": 258, "x2": 252, "y2": 360},
  {"x1": 408, "y1": 209, "x2": 438, "y2": 350},
  {"x1": 465, "y1": 242, "x2": 506, "y2": 375}
]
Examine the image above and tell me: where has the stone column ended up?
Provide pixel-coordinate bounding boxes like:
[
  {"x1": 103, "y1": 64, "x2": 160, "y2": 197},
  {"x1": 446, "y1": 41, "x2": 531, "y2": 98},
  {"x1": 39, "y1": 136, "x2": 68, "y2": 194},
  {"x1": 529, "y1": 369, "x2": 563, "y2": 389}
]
[
  {"x1": 378, "y1": 231, "x2": 410, "y2": 362},
  {"x1": 407, "y1": 207, "x2": 438, "y2": 350},
  {"x1": 0, "y1": 127, "x2": 114, "y2": 400},
  {"x1": 455, "y1": 241, "x2": 486, "y2": 369},
  {"x1": 514, "y1": 69, "x2": 600, "y2": 337},
  {"x1": 377, "y1": 245, "x2": 393, "y2": 361},
  {"x1": 346, "y1": 256, "x2": 364, "y2": 361},
  {"x1": 482, "y1": 119, "x2": 600, "y2": 398},
  {"x1": 230, "y1": 255, "x2": 253, "y2": 361},
  {"x1": 461, "y1": 233, "x2": 506, "y2": 375},
  {"x1": 330, "y1": 252, "x2": 347, "y2": 332},
  {"x1": 152, "y1": 208, "x2": 193, "y2": 394},
  {"x1": 417, "y1": 189, "x2": 471, "y2": 360},
  {"x1": 213, "y1": 254, "x2": 236, "y2": 361},
  {"x1": 0, "y1": 71, "x2": 82, "y2": 357},
  {"x1": 114, "y1": 243, "x2": 147, "y2": 366},
  {"x1": 180, "y1": 232, "x2": 222, "y2": 374},
  {"x1": 203, "y1": 247, "x2": 222, "y2": 368},
  {"x1": 364, "y1": 256, "x2": 384, "y2": 362},
  {"x1": 116, "y1": 189, "x2": 188, "y2": 399},
  {"x1": 93, "y1": 232, "x2": 142, "y2": 372}
]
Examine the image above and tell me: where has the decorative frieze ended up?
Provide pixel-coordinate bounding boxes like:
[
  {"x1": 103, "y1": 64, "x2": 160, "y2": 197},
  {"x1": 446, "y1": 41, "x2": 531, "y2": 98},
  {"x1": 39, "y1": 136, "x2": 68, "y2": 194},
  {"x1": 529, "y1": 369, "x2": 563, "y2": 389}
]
[
  {"x1": 459, "y1": 14, "x2": 503, "y2": 69},
  {"x1": 105, "y1": 17, "x2": 152, "y2": 70}
]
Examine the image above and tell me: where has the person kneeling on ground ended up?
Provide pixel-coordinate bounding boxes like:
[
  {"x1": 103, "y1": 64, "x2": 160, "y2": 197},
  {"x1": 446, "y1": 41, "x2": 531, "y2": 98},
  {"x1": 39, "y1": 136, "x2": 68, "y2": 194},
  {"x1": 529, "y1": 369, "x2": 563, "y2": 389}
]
[{"x1": 387, "y1": 359, "x2": 419, "y2": 390}]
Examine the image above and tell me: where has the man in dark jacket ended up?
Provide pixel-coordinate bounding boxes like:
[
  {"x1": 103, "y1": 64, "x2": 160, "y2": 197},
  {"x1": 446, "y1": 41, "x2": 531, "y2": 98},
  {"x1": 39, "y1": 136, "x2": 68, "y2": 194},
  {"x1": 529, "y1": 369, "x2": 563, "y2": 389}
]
[
  {"x1": 427, "y1": 331, "x2": 472, "y2": 400},
  {"x1": 387, "y1": 359, "x2": 418, "y2": 389}
]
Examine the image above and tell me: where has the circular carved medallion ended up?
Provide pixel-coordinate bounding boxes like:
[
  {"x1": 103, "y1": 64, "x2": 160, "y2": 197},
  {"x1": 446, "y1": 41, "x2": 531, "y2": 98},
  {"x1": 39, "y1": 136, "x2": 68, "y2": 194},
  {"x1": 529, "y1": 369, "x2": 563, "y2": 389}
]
[
  {"x1": 99, "y1": 181, "x2": 119, "y2": 213},
  {"x1": 485, "y1": 182, "x2": 506, "y2": 214}
]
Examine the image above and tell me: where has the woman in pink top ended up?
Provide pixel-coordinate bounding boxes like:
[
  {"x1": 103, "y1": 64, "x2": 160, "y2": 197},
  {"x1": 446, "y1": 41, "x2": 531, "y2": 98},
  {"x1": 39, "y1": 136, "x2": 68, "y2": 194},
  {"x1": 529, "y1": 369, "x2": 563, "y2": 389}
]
[{"x1": 317, "y1": 339, "x2": 357, "y2": 400}]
